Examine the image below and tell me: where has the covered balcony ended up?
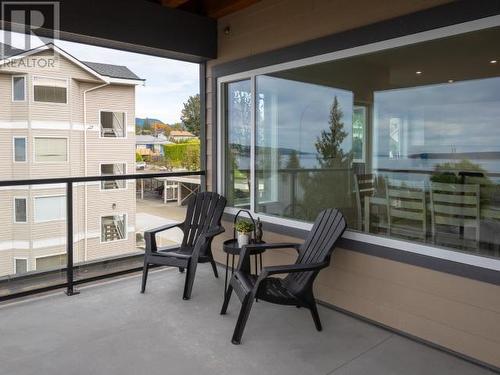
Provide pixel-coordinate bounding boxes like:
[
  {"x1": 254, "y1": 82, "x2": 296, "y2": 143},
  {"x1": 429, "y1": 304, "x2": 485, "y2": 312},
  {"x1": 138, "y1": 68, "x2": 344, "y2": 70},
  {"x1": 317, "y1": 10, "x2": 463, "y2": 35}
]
[{"x1": 1, "y1": 0, "x2": 500, "y2": 374}]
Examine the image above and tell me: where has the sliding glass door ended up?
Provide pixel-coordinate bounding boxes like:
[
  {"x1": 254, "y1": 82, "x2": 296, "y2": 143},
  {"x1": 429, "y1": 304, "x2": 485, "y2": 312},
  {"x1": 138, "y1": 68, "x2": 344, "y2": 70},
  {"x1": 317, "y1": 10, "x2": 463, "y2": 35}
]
[{"x1": 224, "y1": 80, "x2": 252, "y2": 209}]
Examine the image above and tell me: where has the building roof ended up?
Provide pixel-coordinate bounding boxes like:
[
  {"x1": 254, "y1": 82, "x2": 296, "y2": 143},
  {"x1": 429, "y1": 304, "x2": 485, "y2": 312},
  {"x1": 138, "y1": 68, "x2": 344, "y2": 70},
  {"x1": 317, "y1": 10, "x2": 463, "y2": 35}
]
[
  {"x1": 0, "y1": 42, "x2": 24, "y2": 58},
  {"x1": 1, "y1": 42, "x2": 144, "y2": 82},
  {"x1": 82, "y1": 61, "x2": 143, "y2": 81},
  {"x1": 170, "y1": 130, "x2": 196, "y2": 137},
  {"x1": 136, "y1": 135, "x2": 172, "y2": 145}
]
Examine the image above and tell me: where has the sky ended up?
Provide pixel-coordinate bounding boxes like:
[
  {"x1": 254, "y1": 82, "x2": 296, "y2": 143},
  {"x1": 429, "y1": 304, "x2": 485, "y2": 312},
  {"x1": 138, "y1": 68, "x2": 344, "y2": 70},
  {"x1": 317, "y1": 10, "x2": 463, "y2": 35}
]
[{"x1": 1, "y1": 32, "x2": 200, "y2": 124}]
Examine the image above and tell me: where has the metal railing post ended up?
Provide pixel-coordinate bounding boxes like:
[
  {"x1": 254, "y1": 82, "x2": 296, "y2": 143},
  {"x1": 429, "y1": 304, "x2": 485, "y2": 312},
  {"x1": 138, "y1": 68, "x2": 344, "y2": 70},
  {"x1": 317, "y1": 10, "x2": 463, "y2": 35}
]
[{"x1": 65, "y1": 182, "x2": 79, "y2": 296}]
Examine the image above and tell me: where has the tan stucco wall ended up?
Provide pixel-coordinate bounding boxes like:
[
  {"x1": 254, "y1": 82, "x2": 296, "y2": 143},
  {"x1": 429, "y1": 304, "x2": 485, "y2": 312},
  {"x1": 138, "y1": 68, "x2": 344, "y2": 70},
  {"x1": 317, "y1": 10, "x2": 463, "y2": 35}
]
[{"x1": 205, "y1": 0, "x2": 500, "y2": 368}]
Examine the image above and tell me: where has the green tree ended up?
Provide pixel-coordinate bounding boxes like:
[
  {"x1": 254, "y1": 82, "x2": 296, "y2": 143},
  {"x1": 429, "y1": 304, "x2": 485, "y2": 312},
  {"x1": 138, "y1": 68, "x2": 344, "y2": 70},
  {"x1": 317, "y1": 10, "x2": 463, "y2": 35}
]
[
  {"x1": 135, "y1": 125, "x2": 142, "y2": 135},
  {"x1": 299, "y1": 96, "x2": 352, "y2": 221},
  {"x1": 286, "y1": 149, "x2": 301, "y2": 169},
  {"x1": 142, "y1": 118, "x2": 151, "y2": 131},
  {"x1": 315, "y1": 96, "x2": 350, "y2": 168},
  {"x1": 181, "y1": 94, "x2": 201, "y2": 136}
]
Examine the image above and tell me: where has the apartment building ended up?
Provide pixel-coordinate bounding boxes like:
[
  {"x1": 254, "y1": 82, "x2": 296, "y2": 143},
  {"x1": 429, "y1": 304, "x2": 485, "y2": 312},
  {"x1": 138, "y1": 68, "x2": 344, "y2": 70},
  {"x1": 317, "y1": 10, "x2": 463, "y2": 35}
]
[{"x1": 0, "y1": 43, "x2": 144, "y2": 277}]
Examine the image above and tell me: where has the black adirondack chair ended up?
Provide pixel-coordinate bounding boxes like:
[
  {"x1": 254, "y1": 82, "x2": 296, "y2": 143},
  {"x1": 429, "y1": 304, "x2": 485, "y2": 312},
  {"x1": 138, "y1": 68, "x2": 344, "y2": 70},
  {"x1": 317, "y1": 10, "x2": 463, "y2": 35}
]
[
  {"x1": 141, "y1": 192, "x2": 226, "y2": 300},
  {"x1": 221, "y1": 208, "x2": 346, "y2": 344}
]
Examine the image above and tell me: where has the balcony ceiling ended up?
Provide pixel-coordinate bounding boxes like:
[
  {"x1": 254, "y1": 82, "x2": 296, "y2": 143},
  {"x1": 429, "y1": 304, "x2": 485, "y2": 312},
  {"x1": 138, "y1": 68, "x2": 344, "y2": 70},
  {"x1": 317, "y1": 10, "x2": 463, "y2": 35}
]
[{"x1": 153, "y1": 0, "x2": 261, "y2": 18}]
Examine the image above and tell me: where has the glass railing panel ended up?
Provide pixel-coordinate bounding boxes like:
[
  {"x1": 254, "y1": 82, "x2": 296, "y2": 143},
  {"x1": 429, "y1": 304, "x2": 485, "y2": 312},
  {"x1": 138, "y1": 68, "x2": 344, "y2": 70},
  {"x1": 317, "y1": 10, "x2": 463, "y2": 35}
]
[{"x1": 0, "y1": 183, "x2": 67, "y2": 298}]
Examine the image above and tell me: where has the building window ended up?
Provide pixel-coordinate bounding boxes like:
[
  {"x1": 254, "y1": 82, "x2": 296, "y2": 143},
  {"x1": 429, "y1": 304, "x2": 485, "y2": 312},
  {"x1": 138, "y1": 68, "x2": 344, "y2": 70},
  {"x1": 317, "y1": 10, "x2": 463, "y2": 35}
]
[
  {"x1": 33, "y1": 76, "x2": 68, "y2": 103},
  {"x1": 35, "y1": 254, "x2": 67, "y2": 272},
  {"x1": 101, "y1": 163, "x2": 126, "y2": 189},
  {"x1": 100, "y1": 111, "x2": 126, "y2": 138},
  {"x1": 14, "y1": 258, "x2": 28, "y2": 274},
  {"x1": 101, "y1": 214, "x2": 127, "y2": 242},
  {"x1": 14, "y1": 197, "x2": 27, "y2": 223},
  {"x1": 34, "y1": 196, "x2": 65, "y2": 223},
  {"x1": 34, "y1": 137, "x2": 68, "y2": 162},
  {"x1": 221, "y1": 25, "x2": 500, "y2": 260},
  {"x1": 12, "y1": 76, "x2": 26, "y2": 101},
  {"x1": 13, "y1": 137, "x2": 27, "y2": 162}
]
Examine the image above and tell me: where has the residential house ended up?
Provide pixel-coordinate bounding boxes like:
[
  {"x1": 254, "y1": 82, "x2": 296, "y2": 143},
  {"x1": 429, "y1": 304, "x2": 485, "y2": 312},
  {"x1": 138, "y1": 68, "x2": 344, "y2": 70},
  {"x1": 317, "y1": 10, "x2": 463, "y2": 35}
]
[
  {"x1": 136, "y1": 134, "x2": 172, "y2": 157},
  {"x1": 169, "y1": 130, "x2": 197, "y2": 142}
]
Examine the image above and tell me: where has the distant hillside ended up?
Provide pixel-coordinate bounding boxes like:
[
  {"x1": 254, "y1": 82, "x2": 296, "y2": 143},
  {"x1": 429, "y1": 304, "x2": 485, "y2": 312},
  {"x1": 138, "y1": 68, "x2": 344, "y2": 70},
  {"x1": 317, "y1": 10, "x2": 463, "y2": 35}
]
[{"x1": 136, "y1": 118, "x2": 165, "y2": 127}]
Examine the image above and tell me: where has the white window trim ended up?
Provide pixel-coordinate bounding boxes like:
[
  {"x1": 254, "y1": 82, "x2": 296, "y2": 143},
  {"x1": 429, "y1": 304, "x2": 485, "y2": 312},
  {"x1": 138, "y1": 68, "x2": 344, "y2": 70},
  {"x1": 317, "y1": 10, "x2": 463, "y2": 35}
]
[
  {"x1": 99, "y1": 162, "x2": 128, "y2": 191},
  {"x1": 13, "y1": 136, "x2": 27, "y2": 163},
  {"x1": 13, "y1": 196, "x2": 28, "y2": 224},
  {"x1": 11, "y1": 75, "x2": 26, "y2": 102},
  {"x1": 98, "y1": 109, "x2": 128, "y2": 139},
  {"x1": 32, "y1": 75, "x2": 69, "y2": 105},
  {"x1": 33, "y1": 194, "x2": 66, "y2": 223},
  {"x1": 13, "y1": 257, "x2": 29, "y2": 274},
  {"x1": 33, "y1": 136, "x2": 69, "y2": 164},
  {"x1": 216, "y1": 15, "x2": 500, "y2": 272},
  {"x1": 99, "y1": 213, "x2": 128, "y2": 244}
]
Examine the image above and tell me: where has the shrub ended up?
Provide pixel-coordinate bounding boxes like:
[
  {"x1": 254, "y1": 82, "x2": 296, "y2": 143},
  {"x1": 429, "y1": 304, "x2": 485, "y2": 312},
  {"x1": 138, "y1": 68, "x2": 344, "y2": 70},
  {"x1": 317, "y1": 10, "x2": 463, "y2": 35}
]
[
  {"x1": 136, "y1": 152, "x2": 143, "y2": 162},
  {"x1": 163, "y1": 140, "x2": 200, "y2": 171}
]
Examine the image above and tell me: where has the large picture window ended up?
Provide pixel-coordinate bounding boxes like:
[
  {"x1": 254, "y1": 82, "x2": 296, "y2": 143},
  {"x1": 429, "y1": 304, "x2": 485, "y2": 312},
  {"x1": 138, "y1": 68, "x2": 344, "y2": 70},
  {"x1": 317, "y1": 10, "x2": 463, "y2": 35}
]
[
  {"x1": 33, "y1": 77, "x2": 68, "y2": 104},
  {"x1": 34, "y1": 196, "x2": 66, "y2": 223},
  {"x1": 34, "y1": 137, "x2": 68, "y2": 162},
  {"x1": 221, "y1": 25, "x2": 500, "y2": 260}
]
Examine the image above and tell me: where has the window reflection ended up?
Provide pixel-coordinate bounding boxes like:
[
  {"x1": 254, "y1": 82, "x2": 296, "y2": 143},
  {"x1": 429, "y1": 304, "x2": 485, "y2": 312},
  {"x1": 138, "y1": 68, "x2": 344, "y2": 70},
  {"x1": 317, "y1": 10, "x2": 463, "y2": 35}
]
[
  {"x1": 225, "y1": 80, "x2": 252, "y2": 208},
  {"x1": 225, "y1": 26, "x2": 500, "y2": 258}
]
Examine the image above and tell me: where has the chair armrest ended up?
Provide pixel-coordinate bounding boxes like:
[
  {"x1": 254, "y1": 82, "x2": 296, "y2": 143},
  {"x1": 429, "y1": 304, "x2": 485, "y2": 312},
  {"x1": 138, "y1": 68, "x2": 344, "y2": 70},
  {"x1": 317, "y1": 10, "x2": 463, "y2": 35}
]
[
  {"x1": 236, "y1": 243, "x2": 301, "y2": 272},
  {"x1": 244, "y1": 242, "x2": 301, "y2": 252},
  {"x1": 144, "y1": 222, "x2": 183, "y2": 253},
  {"x1": 262, "y1": 262, "x2": 329, "y2": 276},
  {"x1": 251, "y1": 261, "x2": 329, "y2": 294},
  {"x1": 144, "y1": 222, "x2": 183, "y2": 236}
]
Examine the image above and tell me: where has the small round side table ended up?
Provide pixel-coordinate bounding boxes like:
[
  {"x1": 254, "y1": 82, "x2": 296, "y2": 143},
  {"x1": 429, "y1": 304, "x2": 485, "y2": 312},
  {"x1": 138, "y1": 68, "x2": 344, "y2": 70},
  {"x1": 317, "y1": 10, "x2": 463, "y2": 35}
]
[{"x1": 222, "y1": 239, "x2": 265, "y2": 294}]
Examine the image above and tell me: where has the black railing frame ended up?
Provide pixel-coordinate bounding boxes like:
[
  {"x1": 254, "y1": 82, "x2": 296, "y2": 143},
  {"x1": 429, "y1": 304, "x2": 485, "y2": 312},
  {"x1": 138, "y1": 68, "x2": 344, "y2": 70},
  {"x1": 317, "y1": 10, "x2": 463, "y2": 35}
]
[{"x1": 0, "y1": 170, "x2": 205, "y2": 300}]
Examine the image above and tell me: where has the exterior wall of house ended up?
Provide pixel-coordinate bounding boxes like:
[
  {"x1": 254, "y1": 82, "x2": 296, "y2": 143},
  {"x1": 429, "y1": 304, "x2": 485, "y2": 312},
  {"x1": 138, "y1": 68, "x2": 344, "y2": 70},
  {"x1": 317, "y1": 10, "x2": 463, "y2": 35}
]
[
  {"x1": 205, "y1": 0, "x2": 500, "y2": 368},
  {"x1": 0, "y1": 51, "x2": 137, "y2": 277}
]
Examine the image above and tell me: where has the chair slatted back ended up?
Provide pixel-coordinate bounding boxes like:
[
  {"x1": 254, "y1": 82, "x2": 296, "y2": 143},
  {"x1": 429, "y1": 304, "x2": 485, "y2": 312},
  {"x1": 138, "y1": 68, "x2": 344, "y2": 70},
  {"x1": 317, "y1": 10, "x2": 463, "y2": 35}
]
[
  {"x1": 386, "y1": 179, "x2": 427, "y2": 240},
  {"x1": 286, "y1": 209, "x2": 346, "y2": 292},
  {"x1": 354, "y1": 174, "x2": 375, "y2": 231},
  {"x1": 181, "y1": 192, "x2": 227, "y2": 255},
  {"x1": 430, "y1": 182, "x2": 480, "y2": 247}
]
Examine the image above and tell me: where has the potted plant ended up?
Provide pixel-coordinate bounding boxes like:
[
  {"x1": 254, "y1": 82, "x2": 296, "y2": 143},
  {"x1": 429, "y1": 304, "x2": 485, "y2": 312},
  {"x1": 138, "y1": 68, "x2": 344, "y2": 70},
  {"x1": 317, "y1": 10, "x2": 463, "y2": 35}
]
[{"x1": 235, "y1": 220, "x2": 254, "y2": 247}]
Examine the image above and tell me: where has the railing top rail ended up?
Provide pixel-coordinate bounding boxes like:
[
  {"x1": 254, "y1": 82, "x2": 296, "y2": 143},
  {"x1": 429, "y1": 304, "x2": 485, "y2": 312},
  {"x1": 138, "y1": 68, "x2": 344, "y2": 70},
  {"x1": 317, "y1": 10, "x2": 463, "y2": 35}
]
[{"x1": 0, "y1": 170, "x2": 205, "y2": 187}]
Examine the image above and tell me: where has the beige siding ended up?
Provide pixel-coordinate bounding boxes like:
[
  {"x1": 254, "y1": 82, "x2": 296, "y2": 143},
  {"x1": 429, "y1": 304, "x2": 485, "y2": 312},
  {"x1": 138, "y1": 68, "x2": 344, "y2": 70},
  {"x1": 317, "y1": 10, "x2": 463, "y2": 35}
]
[
  {"x1": 205, "y1": 0, "x2": 500, "y2": 368},
  {"x1": 0, "y1": 48, "x2": 137, "y2": 278}
]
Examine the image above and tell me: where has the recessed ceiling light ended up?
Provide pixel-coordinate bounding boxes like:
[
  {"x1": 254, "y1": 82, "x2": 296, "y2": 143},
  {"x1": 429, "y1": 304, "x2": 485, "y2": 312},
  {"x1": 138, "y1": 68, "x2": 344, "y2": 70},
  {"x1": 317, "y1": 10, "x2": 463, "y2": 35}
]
[
  {"x1": 416, "y1": 71, "x2": 422, "y2": 75},
  {"x1": 490, "y1": 60, "x2": 498, "y2": 64},
  {"x1": 448, "y1": 79, "x2": 454, "y2": 83}
]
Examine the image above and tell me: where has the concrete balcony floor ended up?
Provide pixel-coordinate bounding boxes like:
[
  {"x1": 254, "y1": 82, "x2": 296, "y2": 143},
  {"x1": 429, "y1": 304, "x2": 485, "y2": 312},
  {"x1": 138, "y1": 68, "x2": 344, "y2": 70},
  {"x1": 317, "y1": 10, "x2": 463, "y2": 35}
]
[{"x1": 0, "y1": 265, "x2": 493, "y2": 375}]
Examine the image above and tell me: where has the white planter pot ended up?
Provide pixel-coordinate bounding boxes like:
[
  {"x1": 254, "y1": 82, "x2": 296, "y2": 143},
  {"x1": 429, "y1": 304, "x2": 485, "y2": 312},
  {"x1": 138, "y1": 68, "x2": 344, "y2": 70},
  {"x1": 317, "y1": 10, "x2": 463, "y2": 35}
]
[{"x1": 237, "y1": 232, "x2": 250, "y2": 248}]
